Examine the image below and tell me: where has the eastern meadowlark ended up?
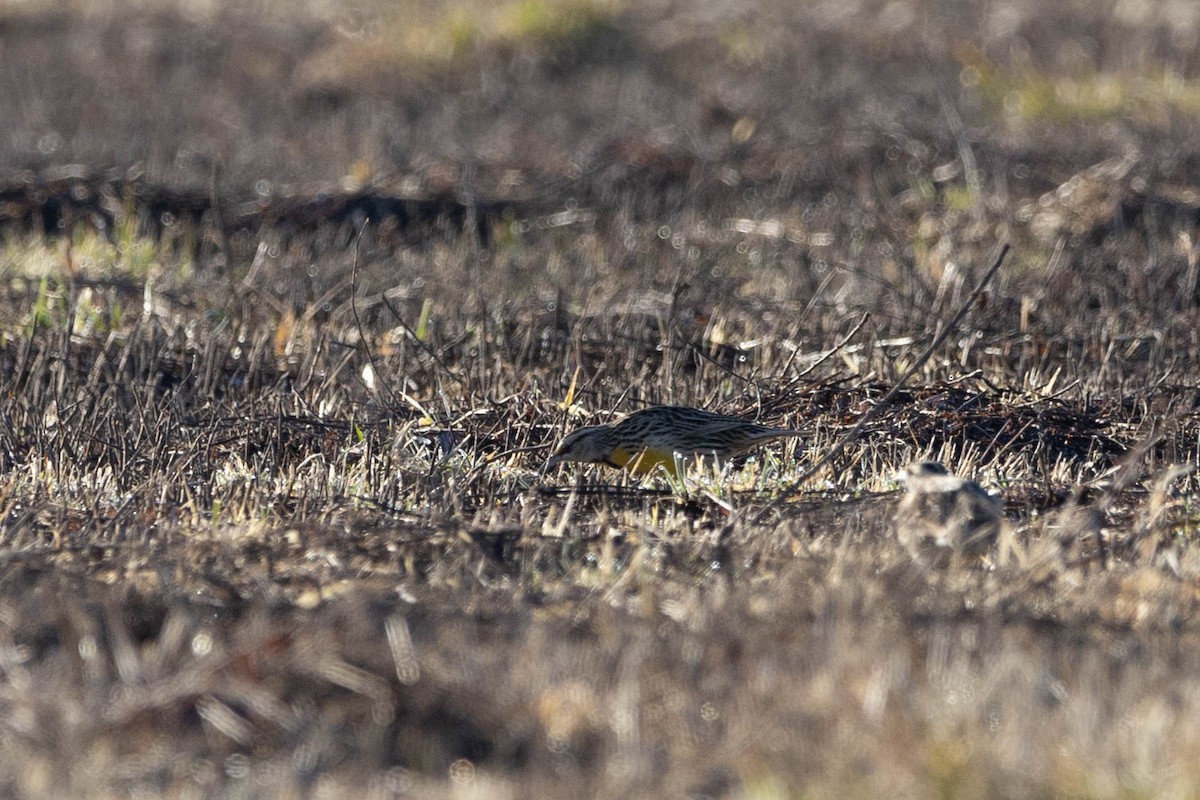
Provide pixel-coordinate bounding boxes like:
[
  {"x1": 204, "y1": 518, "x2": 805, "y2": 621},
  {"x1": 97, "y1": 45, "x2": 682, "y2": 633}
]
[
  {"x1": 894, "y1": 461, "x2": 1004, "y2": 564},
  {"x1": 546, "y1": 405, "x2": 803, "y2": 476}
]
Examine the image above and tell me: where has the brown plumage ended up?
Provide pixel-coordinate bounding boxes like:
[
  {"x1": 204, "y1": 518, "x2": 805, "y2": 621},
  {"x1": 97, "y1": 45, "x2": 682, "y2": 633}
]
[
  {"x1": 547, "y1": 405, "x2": 803, "y2": 476},
  {"x1": 894, "y1": 461, "x2": 1004, "y2": 564}
]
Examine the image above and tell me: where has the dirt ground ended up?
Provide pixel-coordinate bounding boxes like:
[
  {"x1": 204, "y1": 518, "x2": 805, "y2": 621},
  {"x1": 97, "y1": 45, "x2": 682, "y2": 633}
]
[{"x1": 2, "y1": 0, "x2": 1200, "y2": 797}]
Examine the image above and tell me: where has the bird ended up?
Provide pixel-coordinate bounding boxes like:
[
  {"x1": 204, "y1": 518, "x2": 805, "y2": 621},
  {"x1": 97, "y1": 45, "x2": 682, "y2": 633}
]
[
  {"x1": 894, "y1": 461, "x2": 1004, "y2": 564},
  {"x1": 546, "y1": 405, "x2": 803, "y2": 477}
]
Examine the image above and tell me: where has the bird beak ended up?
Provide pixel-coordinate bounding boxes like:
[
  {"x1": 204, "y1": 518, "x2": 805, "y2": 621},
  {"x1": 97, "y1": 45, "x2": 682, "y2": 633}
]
[{"x1": 544, "y1": 453, "x2": 565, "y2": 469}]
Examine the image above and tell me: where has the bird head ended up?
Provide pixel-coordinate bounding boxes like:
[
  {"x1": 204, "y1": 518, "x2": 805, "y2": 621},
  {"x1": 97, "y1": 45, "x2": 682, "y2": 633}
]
[
  {"x1": 546, "y1": 424, "x2": 615, "y2": 468},
  {"x1": 897, "y1": 461, "x2": 950, "y2": 483}
]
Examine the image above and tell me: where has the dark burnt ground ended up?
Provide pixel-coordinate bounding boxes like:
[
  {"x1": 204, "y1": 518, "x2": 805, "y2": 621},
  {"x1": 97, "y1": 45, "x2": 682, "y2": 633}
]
[{"x1": 2, "y1": 0, "x2": 1200, "y2": 797}]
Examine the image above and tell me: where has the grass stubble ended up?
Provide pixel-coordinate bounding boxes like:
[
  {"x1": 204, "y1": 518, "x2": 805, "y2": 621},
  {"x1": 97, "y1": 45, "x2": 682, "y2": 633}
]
[{"x1": 2, "y1": 1, "x2": 1200, "y2": 798}]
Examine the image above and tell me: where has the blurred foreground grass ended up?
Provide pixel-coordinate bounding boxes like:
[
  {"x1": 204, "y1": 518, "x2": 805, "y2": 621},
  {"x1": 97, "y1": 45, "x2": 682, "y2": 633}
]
[{"x1": 3, "y1": 0, "x2": 1200, "y2": 797}]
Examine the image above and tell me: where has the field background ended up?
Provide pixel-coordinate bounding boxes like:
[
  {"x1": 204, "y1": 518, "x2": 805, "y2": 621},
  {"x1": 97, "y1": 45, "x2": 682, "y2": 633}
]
[{"x1": 2, "y1": 0, "x2": 1200, "y2": 797}]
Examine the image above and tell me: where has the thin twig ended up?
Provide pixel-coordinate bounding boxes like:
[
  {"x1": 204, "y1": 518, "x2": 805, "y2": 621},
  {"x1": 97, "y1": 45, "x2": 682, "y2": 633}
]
[
  {"x1": 349, "y1": 221, "x2": 401, "y2": 411},
  {"x1": 751, "y1": 241, "x2": 1011, "y2": 523},
  {"x1": 377, "y1": 290, "x2": 466, "y2": 386},
  {"x1": 782, "y1": 311, "x2": 871, "y2": 388}
]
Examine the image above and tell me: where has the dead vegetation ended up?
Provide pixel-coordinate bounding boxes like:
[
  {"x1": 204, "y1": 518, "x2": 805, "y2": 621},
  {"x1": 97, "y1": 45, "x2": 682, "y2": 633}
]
[{"x1": 1, "y1": 0, "x2": 1200, "y2": 797}]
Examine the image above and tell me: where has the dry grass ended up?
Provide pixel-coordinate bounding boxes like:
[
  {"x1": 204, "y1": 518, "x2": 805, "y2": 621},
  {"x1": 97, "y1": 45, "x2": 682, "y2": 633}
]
[{"x1": 2, "y1": 0, "x2": 1200, "y2": 797}]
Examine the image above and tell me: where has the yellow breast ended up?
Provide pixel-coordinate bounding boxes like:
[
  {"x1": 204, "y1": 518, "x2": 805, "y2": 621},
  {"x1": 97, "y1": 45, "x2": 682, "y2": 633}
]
[{"x1": 608, "y1": 445, "x2": 680, "y2": 476}]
